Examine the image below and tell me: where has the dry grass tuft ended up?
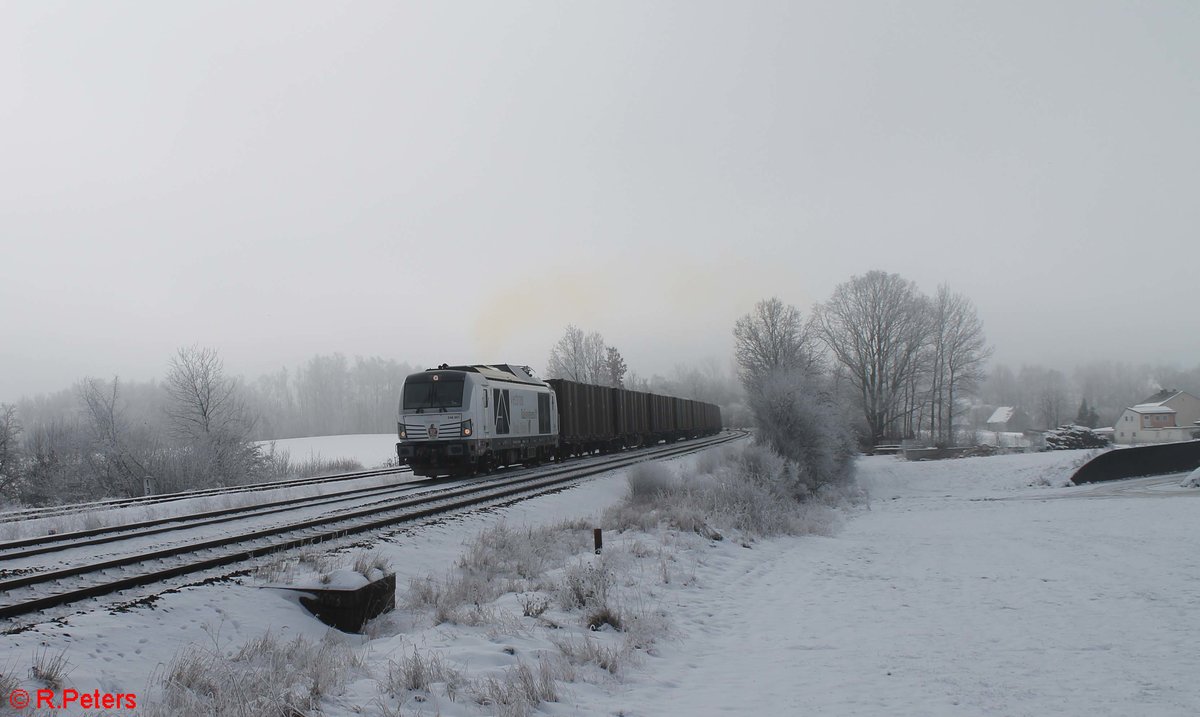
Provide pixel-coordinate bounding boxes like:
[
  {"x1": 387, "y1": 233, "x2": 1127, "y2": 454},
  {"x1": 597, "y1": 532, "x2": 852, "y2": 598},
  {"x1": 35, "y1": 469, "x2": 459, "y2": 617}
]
[
  {"x1": 31, "y1": 647, "x2": 71, "y2": 689},
  {"x1": 141, "y1": 631, "x2": 364, "y2": 716}
]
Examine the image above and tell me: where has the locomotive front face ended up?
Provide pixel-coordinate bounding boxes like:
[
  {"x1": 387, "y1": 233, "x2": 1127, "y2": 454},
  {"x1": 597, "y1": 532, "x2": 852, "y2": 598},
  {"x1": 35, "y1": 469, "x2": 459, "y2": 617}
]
[
  {"x1": 398, "y1": 371, "x2": 478, "y2": 441},
  {"x1": 396, "y1": 370, "x2": 487, "y2": 476}
]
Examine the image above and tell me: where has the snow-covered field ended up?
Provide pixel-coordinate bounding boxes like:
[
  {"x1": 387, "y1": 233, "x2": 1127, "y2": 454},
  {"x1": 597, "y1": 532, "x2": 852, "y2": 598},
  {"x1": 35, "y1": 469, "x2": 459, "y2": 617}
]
[
  {"x1": 256, "y1": 433, "x2": 401, "y2": 468},
  {"x1": 3, "y1": 443, "x2": 1198, "y2": 716}
]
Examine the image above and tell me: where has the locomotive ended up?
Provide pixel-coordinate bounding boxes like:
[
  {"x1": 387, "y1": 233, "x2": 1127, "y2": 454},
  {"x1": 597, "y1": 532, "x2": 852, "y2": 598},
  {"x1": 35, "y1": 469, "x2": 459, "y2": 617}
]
[{"x1": 395, "y1": 363, "x2": 722, "y2": 477}]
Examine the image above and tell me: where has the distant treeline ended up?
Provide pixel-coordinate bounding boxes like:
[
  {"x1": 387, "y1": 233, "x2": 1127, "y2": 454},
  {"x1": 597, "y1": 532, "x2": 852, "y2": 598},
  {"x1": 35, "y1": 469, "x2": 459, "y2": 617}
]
[
  {"x1": 0, "y1": 351, "x2": 418, "y2": 504},
  {"x1": 244, "y1": 354, "x2": 418, "y2": 439}
]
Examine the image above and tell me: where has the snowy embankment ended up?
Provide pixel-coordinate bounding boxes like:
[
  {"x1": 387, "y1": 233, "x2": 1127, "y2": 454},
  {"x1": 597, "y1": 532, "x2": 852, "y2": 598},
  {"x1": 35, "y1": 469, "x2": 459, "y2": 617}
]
[
  {"x1": 3, "y1": 444, "x2": 1198, "y2": 716},
  {"x1": 1, "y1": 433, "x2": 406, "y2": 541}
]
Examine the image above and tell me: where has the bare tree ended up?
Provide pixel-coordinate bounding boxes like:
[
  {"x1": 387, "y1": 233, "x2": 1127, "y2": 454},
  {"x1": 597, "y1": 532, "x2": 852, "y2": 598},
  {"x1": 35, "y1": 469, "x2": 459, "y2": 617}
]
[
  {"x1": 922, "y1": 286, "x2": 991, "y2": 445},
  {"x1": 0, "y1": 404, "x2": 21, "y2": 496},
  {"x1": 166, "y1": 346, "x2": 259, "y2": 487},
  {"x1": 546, "y1": 325, "x2": 610, "y2": 384},
  {"x1": 79, "y1": 377, "x2": 155, "y2": 497},
  {"x1": 940, "y1": 288, "x2": 991, "y2": 444},
  {"x1": 733, "y1": 297, "x2": 819, "y2": 389},
  {"x1": 814, "y1": 271, "x2": 929, "y2": 444},
  {"x1": 623, "y1": 371, "x2": 651, "y2": 392}
]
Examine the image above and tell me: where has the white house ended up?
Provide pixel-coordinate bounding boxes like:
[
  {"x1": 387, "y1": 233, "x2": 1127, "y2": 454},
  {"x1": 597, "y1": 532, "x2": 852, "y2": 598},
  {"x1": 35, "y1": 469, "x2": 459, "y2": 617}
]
[{"x1": 1112, "y1": 389, "x2": 1200, "y2": 444}]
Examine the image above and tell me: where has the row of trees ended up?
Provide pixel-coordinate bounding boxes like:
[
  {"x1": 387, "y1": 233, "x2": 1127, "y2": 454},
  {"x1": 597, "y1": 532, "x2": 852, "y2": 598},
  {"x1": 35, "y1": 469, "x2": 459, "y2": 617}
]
[
  {"x1": 0, "y1": 349, "x2": 425, "y2": 504},
  {"x1": 1, "y1": 347, "x2": 259, "y2": 503},
  {"x1": 816, "y1": 274, "x2": 990, "y2": 445},
  {"x1": 244, "y1": 355, "x2": 417, "y2": 439},
  {"x1": 736, "y1": 272, "x2": 991, "y2": 446}
]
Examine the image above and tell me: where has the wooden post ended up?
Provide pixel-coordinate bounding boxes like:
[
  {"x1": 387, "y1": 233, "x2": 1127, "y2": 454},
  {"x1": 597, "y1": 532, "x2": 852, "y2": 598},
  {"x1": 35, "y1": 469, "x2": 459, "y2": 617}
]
[{"x1": 593, "y1": 528, "x2": 602, "y2": 555}]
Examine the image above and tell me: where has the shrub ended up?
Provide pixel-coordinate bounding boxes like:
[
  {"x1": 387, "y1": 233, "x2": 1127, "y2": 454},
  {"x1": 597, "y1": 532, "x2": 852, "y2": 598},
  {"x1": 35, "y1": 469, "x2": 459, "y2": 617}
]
[
  {"x1": 746, "y1": 368, "x2": 858, "y2": 493},
  {"x1": 142, "y1": 632, "x2": 364, "y2": 716},
  {"x1": 603, "y1": 443, "x2": 842, "y2": 539}
]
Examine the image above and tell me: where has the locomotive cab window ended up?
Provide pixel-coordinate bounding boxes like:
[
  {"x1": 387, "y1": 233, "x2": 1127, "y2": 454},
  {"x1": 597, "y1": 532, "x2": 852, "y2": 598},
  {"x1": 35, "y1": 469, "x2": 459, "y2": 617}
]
[{"x1": 402, "y1": 374, "x2": 466, "y2": 410}]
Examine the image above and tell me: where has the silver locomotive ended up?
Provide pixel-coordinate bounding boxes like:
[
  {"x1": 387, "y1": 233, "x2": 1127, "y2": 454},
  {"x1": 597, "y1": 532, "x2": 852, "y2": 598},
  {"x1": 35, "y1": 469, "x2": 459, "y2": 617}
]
[{"x1": 396, "y1": 364, "x2": 558, "y2": 477}]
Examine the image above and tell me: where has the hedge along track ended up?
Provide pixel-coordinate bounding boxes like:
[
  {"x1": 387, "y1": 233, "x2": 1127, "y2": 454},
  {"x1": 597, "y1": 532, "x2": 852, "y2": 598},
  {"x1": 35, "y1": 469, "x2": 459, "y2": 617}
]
[
  {"x1": 0, "y1": 431, "x2": 744, "y2": 622},
  {"x1": 0, "y1": 464, "x2": 415, "y2": 525}
]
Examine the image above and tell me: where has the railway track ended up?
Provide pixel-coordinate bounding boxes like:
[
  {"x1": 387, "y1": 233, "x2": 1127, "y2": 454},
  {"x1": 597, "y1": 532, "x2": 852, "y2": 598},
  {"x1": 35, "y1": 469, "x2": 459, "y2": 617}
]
[
  {"x1": 0, "y1": 465, "x2": 413, "y2": 525},
  {"x1": 0, "y1": 471, "x2": 446, "y2": 560},
  {"x1": 0, "y1": 431, "x2": 743, "y2": 622}
]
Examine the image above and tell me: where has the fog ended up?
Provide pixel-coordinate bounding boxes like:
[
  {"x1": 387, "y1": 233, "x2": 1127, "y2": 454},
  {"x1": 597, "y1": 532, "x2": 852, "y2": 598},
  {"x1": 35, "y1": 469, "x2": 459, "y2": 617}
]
[{"x1": 3, "y1": 1, "x2": 1197, "y2": 403}]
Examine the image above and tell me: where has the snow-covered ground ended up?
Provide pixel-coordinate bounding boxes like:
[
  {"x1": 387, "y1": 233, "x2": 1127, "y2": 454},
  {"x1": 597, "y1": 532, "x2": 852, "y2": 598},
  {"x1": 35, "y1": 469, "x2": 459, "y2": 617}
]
[
  {"x1": 255, "y1": 433, "x2": 400, "y2": 468},
  {"x1": 3, "y1": 444, "x2": 1198, "y2": 716}
]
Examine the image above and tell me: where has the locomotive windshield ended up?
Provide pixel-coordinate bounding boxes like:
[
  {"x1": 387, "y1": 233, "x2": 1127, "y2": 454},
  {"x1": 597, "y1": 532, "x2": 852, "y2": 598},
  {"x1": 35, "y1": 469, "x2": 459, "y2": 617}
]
[{"x1": 402, "y1": 374, "x2": 465, "y2": 411}]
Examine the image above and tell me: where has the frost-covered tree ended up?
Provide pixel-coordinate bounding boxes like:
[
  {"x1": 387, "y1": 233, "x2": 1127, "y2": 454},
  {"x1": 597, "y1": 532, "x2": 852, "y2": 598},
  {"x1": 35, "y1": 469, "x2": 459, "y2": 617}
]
[
  {"x1": 733, "y1": 298, "x2": 856, "y2": 487},
  {"x1": 166, "y1": 346, "x2": 260, "y2": 488},
  {"x1": 0, "y1": 404, "x2": 21, "y2": 496},
  {"x1": 746, "y1": 368, "x2": 857, "y2": 493},
  {"x1": 79, "y1": 377, "x2": 153, "y2": 496}
]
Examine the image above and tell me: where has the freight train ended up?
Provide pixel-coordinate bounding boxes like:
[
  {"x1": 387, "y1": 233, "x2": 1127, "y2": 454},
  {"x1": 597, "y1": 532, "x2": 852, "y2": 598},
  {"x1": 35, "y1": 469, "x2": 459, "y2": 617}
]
[{"x1": 396, "y1": 363, "x2": 722, "y2": 477}]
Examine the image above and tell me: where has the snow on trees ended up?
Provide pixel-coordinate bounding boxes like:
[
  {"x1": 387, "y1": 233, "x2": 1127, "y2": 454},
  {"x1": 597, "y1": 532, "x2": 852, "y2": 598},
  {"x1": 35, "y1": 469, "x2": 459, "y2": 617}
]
[
  {"x1": 733, "y1": 298, "x2": 855, "y2": 490},
  {"x1": 0, "y1": 403, "x2": 21, "y2": 496}
]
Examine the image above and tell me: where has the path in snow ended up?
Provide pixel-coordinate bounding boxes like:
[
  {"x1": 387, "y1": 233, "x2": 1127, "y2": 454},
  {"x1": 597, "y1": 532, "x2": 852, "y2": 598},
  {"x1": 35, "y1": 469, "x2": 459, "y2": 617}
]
[{"x1": 593, "y1": 455, "x2": 1200, "y2": 717}]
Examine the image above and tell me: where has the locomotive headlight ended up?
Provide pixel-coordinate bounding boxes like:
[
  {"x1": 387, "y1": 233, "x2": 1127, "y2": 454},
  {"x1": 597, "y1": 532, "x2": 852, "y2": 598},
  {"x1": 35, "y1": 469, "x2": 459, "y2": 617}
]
[
  {"x1": 462, "y1": 419, "x2": 473, "y2": 437},
  {"x1": 398, "y1": 422, "x2": 406, "y2": 439}
]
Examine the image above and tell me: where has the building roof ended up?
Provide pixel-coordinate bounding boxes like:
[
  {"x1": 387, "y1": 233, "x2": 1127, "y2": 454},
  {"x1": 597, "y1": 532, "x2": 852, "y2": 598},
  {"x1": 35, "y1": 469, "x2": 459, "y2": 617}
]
[
  {"x1": 987, "y1": 406, "x2": 1016, "y2": 424},
  {"x1": 1128, "y1": 404, "x2": 1176, "y2": 414},
  {"x1": 1138, "y1": 389, "x2": 1183, "y2": 406}
]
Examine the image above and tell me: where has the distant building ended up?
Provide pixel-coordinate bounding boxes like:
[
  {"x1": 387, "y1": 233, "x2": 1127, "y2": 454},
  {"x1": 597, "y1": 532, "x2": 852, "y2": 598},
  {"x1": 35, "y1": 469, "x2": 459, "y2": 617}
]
[
  {"x1": 1113, "y1": 389, "x2": 1200, "y2": 444},
  {"x1": 986, "y1": 406, "x2": 1033, "y2": 433}
]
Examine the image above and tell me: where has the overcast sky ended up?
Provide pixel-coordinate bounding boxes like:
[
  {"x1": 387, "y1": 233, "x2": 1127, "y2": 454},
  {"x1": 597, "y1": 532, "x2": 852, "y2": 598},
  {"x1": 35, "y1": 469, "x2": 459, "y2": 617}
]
[{"x1": 2, "y1": 1, "x2": 1197, "y2": 403}]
